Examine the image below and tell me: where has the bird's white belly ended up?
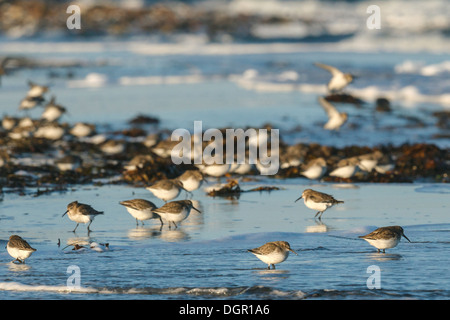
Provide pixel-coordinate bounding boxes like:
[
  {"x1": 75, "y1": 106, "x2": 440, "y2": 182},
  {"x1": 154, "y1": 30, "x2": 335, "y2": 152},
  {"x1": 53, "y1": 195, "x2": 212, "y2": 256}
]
[
  {"x1": 127, "y1": 208, "x2": 155, "y2": 221},
  {"x1": 328, "y1": 74, "x2": 348, "y2": 91},
  {"x1": 148, "y1": 188, "x2": 180, "y2": 201},
  {"x1": 359, "y1": 159, "x2": 378, "y2": 172},
  {"x1": 201, "y1": 164, "x2": 230, "y2": 177},
  {"x1": 233, "y1": 163, "x2": 252, "y2": 175},
  {"x1": 364, "y1": 238, "x2": 400, "y2": 250},
  {"x1": 324, "y1": 116, "x2": 345, "y2": 130},
  {"x1": 180, "y1": 177, "x2": 201, "y2": 192},
  {"x1": 68, "y1": 213, "x2": 92, "y2": 224},
  {"x1": 302, "y1": 165, "x2": 326, "y2": 179},
  {"x1": 256, "y1": 251, "x2": 289, "y2": 265},
  {"x1": 160, "y1": 208, "x2": 190, "y2": 223},
  {"x1": 304, "y1": 199, "x2": 329, "y2": 212},
  {"x1": 7, "y1": 246, "x2": 33, "y2": 260},
  {"x1": 330, "y1": 165, "x2": 357, "y2": 178}
]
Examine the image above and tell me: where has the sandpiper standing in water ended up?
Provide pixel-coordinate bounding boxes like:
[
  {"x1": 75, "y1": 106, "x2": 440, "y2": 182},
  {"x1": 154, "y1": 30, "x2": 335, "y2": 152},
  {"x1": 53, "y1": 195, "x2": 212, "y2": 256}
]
[
  {"x1": 7, "y1": 235, "x2": 37, "y2": 264},
  {"x1": 119, "y1": 199, "x2": 162, "y2": 226},
  {"x1": 295, "y1": 189, "x2": 344, "y2": 220},
  {"x1": 146, "y1": 179, "x2": 185, "y2": 202},
  {"x1": 62, "y1": 201, "x2": 104, "y2": 233},
  {"x1": 177, "y1": 170, "x2": 204, "y2": 194},
  {"x1": 152, "y1": 200, "x2": 201, "y2": 229},
  {"x1": 359, "y1": 226, "x2": 411, "y2": 253},
  {"x1": 248, "y1": 241, "x2": 298, "y2": 270}
]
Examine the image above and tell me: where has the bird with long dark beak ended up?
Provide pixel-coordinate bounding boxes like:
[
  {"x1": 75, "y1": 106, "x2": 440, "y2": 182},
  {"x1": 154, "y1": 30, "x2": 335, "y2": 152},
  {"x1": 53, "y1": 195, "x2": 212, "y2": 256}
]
[
  {"x1": 152, "y1": 200, "x2": 200, "y2": 229},
  {"x1": 359, "y1": 226, "x2": 411, "y2": 253},
  {"x1": 62, "y1": 201, "x2": 104, "y2": 233},
  {"x1": 248, "y1": 241, "x2": 298, "y2": 270},
  {"x1": 295, "y1": 189, "x2": 344, "y2": 220}
]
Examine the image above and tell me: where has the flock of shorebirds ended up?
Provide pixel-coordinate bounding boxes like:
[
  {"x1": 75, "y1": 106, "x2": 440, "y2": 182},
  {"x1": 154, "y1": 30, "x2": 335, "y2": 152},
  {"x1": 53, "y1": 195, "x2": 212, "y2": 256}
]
[{"x1": 4, "y1": 63, "x2": 410, "y2": 269}]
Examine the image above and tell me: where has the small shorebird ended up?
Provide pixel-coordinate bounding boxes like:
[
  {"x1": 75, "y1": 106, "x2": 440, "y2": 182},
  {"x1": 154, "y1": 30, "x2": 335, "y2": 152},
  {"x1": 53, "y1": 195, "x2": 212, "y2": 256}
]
[
  {"x1": 146, "y1": 179, "x2": 185, "y2": 202},
  {"x1": 26, "y1": 80, "x2": 49, "y2": 98},
  {"x1": 2, "y1": 115, "x2": 17, "y2": 130},
  {"x1": 70, "y1": 122, "x2": 95, "y2": 138},
  {"x1": 55, "y1": 155, "x2": 83, "y2": 172},
  {"x1": 62, "y1": 201, "x2": 104, "y2": 232},
  {"x1": 357, "y1": 150, "x2": 384, "y2": 172},
  {"x1": 151, "y1": 139, "x2": 179, "y2": 158},
  {"x1": 177, "y1": 170, "x2": 204, "y2": 193},
  {"x1": 7, "y1": 235, "x2": 37, "y2": 264},
  {"x1": 33, "y1": 123, "x2": 65, "y2": 140},
  {"x1": 300, "y1": 157, "x2": 327, "y2": 180},
  {"x1": 329, "y1": 157, "x2": 360, "y2": 179},
  {"x1": 318, "y1": 97, "x2": 348, "y2": 131},
  {"x1": 359, "y1": 226, "x2": 411, "y2": 253},
  {"x1": 314, "y1": 62, "x2": 356, "y2": 93},
  {"x1": 123, "y1": 154, "x2": 154, "y2": 172},
  {"x1": 19, "y1": 96, "x2": 44, "y2": 112},
  {"x1": 100, "y1": 139, "x2": 125, "y2": 155},
  {"x1": 40, "y1": 97, "x2": 66, "y2": 122},
  {"x1": 248, "y1": 241, "x2": 298, "y2": 270},
  {"x1": 295, "y1": 189, "x2": 344, "y2": 220},
  {"x1": 199, "y1": 163, "x2": 230, "y2": 178},
  {"x1": 152, "y1": 200, "x2": 201, "y2": 229},
  {"x1": 119, "y1": 199, "x2": 162, "y2": 226}
]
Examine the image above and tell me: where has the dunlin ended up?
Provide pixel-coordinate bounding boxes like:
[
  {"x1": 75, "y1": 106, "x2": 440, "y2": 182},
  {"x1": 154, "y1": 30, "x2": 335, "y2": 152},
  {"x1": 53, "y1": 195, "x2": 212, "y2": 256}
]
[
  {"x1": 329, "y1": 157, "x2": 360, "y2": 179},
  {"x1": 248, "y1": 241, "x2": 297, "y2": 270},
  {"x1": 314, "y1": 62, "x2": 356, "y2": 93},
  {"x1": 300, "y1": 157, "x2": 327, "y2": 180},
  {"x1": 357, "y1": 150, "x2": 384, "y2": 172},
  {"x1": 40, "y1": 97, "x2": 66, "y2": 122},
  {"x1": 119, "y1": 199, "x2": 162, "y2": 226},
  {"x1": 2, "y1": 115, "x2": 17, "y2": 130},
  {"x1": 55, "y1": 155, "x2": 83, "y2": 171},
  {"x1": 33, "y1": 123, "x2": 65, "y2": 140},
  {"x1": 143, "y1": 133, "x2": 160, "y2": 148},
  {"x1": 177, "y1": 170, "x2": 204, "y2": 192},
  {"x1": 146, "y1": 179, "x2": 185, "y2": 202},
  {"x1": 199, "y1": 163, "x2": 230, "y2": 177},
  {"x1": 123, "y1": 154, "x2": 154, "y2": 172},
  {"x1": 26, "y1": 80, "x2": 49, "y2": 98},
  {"x1": 232, "y1": 163, "x2": 253, "y2": 175},
  {"x1": 70, "y1": 122, "x2": 95, "y2": 138},
  {"x1": 151, "y1": 139, "x2": 179, "y2": 158},
  {"x1": 100, "y1": 140, "x2": 125, "y2": 155},
  {"x1": 318, "y1": 97, "x2": 348, "y2": 131},
  {"x1": 62, "y1": 201, "x2": 104, "y2": 232},
  {"x1": 19, "y1": 96, "x2": 44, "y2": 111},
  {"x1": 295, "y1": 189, "x2": 344, "y2": 220},
  {"x1": 7, "y1": 235, "x2": 37, "y2": 264},
  {"x1": 152, "y1": 199, "x2": 201, "y2": 229},
  {"x1": 359, "y1": 226, "x2": 411, "y2": 253},
  {"x1": 280, "y1": 144, "x2": 306, "y2": 169}
]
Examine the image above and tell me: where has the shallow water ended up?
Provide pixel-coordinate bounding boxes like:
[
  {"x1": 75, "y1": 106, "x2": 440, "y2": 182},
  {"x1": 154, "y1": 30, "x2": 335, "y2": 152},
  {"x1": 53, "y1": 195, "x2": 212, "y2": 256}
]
[
  {"x1": 0, "y1": 180, "x2": 449, "y2": 300},
  {"x1": 0, "y1": 0, "x2": 449, "y2": 301}
]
